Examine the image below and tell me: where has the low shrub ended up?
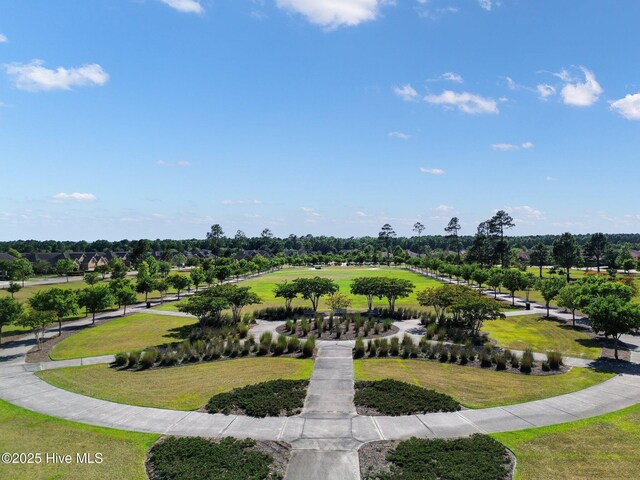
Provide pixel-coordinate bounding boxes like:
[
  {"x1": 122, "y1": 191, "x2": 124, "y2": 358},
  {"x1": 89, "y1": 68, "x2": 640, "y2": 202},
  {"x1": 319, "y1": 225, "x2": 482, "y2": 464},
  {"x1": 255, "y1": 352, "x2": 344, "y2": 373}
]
[
  {"x1": 148, "y1": 437, "x2": 278, "y2": 480},
  {"x1": 207, "y1": 379, "x2": 308, "y2": 417},
  {"x1": 375, "y1": 435, "x2": 511, "y2": 480},
  {"x1": 480, "y1": 351, "x2": 492, "y2": 368},
  {"x1": 541, "y1": 361, "x2": 551, "y2": 372},
  {"x1": 139, "y1": 347, "x2": 158, "y2": 369},
  {"x1": 390, "y1": 337, "x2": 400, "y2": 356},
  {"x1": 114, "y1": 352, "x2": 128, "y2": 367},
  {"x1": 302, "y1": 337, "x2": 315, "y2": 358},
  {"x1": 286, "y1": 337, "x2": 300, "y2": 353},
  {"x1": 354, "y1": 380, "x2": 460, "y2": 415}
]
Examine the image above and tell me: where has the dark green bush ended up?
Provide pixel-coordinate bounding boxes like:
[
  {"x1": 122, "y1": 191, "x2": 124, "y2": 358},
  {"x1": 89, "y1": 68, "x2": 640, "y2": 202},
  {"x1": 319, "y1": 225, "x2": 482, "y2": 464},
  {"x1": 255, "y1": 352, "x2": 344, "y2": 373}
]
[
  {"x1": 148, "y1": 436, "x2": 279, "y2": 480},
  {"x1": 354, "y1": 380, "x2": 460, "y2": 415},
  {"x1": 371, "y1": 434, "x2": 511, "y2": 480},
  {"x1": 207, "y1": 379, "x2": 308, "y2": 417},
  {"x1": 113, "y1": 352, "x2": 128, "y2": 367}
]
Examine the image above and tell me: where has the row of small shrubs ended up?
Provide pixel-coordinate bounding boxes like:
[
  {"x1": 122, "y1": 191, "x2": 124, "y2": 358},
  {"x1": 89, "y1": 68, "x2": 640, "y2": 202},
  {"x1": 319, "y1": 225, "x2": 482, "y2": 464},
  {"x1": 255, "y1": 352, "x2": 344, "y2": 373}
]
[
  {"x1": 252, "y1": 306, "x2": 306, "y2": 321},
  {"x1": 206, "y1": 379, "x2": 309, "y2": 417},
  {"x1": 354, "y1": 379, "x2": 460, "y2": 415},
  {"x1": 113, "y1": 333, "x2": 318, "y2": 370},
  {"x1": 421, "y1": 314, "x2": 488, "y2": 346},
  {"x1": 353, "y1": 335, "x2": 563, "y2": 374},
  {"x1": 283, "y1": 315, "x2": 393, "y2": 339}
]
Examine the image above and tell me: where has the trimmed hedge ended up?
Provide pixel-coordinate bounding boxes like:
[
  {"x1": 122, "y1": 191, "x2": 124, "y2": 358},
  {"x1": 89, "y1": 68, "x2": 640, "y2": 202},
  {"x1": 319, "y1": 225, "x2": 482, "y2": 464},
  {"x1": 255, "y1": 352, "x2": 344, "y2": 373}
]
[
  {"x1": 207, "y1": 379, "x2": 308, "y2": 417},
  {"x1": 367, "y1": 435, "x2": 511, "y2": 480},
  {"x1": 148, "y1": 436, "x2": 280, "y2": 480},
  {"x1": 354, "y1": 379, "x2": 460, "y2": 415}
]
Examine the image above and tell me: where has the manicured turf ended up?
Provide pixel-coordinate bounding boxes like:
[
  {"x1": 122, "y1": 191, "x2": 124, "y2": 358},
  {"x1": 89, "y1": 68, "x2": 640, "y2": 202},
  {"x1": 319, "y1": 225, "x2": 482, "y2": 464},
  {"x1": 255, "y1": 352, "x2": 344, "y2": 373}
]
[
  {"x1": 0, "y1": 398, "x2": 157, "y2": 480},
  {"x1": 49, "y1": 312, "x2": 198, "y2": 360},
  {"x1": 482, "y1": 315, "x2": 601, "y2": 359},
  {"x1": 493, "y1": 403, "x2": 640, "y2": 480},
  {"x1": 238, "y1": 266, "x2": 441, "y2": 312},
  {"x1": 353, "y1": 359, "x2": 613, "y2": 409},
  {"x1": 37, "y1": 357, "x2": 314, "y2": 410}
]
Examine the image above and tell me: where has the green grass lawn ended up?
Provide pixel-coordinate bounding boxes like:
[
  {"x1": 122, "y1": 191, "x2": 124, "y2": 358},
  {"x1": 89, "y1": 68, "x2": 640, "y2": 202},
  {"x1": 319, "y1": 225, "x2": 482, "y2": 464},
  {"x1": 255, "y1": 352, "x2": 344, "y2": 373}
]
[
  {"x1": 0, "y1": 398, "x2": 157, "y2": 480},
  {"x1": 50, "y1": 312, "x2": 198, "y2": 360},
  {"x1": 237, "y1": 266, "x2": 441, "y2": 312},
  {"x1": 482, "y1": 315, "x2": 601, "y2": 359},
  {"x1": 353, "y1": 359, "x2": 613, "y2": 409},
  {"x1": 37, "y1": 357, "x2": 314, "y2": 410},
  {"x1": 493, "y1": 403, "x2": 640, "y2": 480}
]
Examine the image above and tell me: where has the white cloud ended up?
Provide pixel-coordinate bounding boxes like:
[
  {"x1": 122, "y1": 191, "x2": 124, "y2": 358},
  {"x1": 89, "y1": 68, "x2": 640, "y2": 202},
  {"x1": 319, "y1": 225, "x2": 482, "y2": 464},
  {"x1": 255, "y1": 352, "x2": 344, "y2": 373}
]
[
  {"x1": 536, "y1": 83, "x2": 556, "y2": 100},
  {"x1": 504, "y1": 205, "x2": 543, "y2": 219},
  {"x1": 559, "y1": 67, "x2": 602, "y2": 106},
  {"x1": 393, "y1": 84, "x2": 418, "y2": 101},
  {"x1": 0, "y1": 34, "x2": 7, "y2": 43},
  {"x1": 492, "y1": 141, "x2": 534, "y2": 151},
  {"x1": 420, "y1": 167, "x2": 445, "y2": 175},
  {"x1": 50, "y1": 192, "x2": 97, "y2": 203},
  {"x1": 546, "y1": 176, "x2": 556, "y2": 182},
  {"x1": 478, "y1": 0, "x2": 493, "y2": 11},
  {"x1": 355, "y1": 211, "x2": 368, "y2": 217},
  {"x1": 441, "y1": 72, "x2": 463, "y2": 83},
  {"x1": 222, "y1": 199, "x2": 263, "y2": 205},
  {"x1": 425, "y1": 90, "x2": 498, "y2": 114},
  {"x1": 610, "y1": 93, "x2": 640, "y2": 120},
  {"x1": 433, "y1": 204, "x2": 454, "y2": 213},
  {"x1": 388, "y1": 131, "x2": 411, "y2": 140},
  {"x1": 5, "y1": 60, "x2": 109, "y2": 92},
  {"x1": 491, "y1": 143, "x2": 519, "y2": 151},
  {"x1": 160, "y1": 0, "x2": 204, "y2": 14},
  {"x1": 157, "y1": 160, "x2": 191, "y2": 167},
  {"x1": 276, "y1": 0, "x2": 389, "y2": 29}
]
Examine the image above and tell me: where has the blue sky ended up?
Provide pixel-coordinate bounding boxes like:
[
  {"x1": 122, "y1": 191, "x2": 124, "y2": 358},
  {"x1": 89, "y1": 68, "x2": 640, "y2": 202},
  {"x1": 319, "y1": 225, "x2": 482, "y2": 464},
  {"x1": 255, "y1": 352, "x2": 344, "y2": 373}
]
[{"x1": 1, "y1": 0, "x2": 639, "y2": 241}]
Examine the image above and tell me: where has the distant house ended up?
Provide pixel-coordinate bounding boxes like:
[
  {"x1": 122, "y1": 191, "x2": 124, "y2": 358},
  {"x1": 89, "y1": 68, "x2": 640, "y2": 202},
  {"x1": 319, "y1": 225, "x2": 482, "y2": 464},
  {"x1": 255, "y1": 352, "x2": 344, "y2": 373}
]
[
  {"x1": 74, "y1": 252, "x2": 109, "y2": 272},
  {"x1": 518, "y1": 251, "x2": 531, "y2": 263},
  {"x1": 234, "y1": 249, "x2": 273, "y2": 260},
  {"x1": 104, "y1": 251, "x2": 131, "y2": 266},
  {"x1": 630, "y1": 250, "x2": 640, "y2": 263},
  {"x1": 0, "y1": 253, "x2": 16, "y2": 263},
  {"x1": 406, "y1": 250, "x2": 426, "y2": 259},
  {"x1": 22, "y1": 253, "x2": 77, "y2": 270}
]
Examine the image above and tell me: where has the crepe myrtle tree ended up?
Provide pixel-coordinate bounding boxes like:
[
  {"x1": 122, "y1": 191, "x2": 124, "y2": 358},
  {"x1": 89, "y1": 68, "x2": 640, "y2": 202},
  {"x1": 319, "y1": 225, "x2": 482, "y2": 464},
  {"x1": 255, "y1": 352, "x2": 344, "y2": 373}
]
[
  {"x1": 553, "y1": 232, "x2": 581, "y2": 283},
  {"x1": 190, "y1": 267, "x2": 206, "y2": 292},
  {"x1": 215, "y1": 284, "x2": 261, "y2": 322},
  {"x1": 112, "y1": 282, "x2": 137, "y2": 316},
  {"x1": 486, "y1": 267, "x2": 503, "y2": 299},
  {"x1": 0, "y1": 296, "x2": 23, "y2": 345},
  {"x1": 178, "y1": 290, "x2": 230, "y2": 328},
  {"x1": 29, "y1": 288, "x2": 79, "y2": 336},
  {"x1": 168, "y1": 273, "x2": 192, "y2": 300},
  {"x1": 585, "y1": 295, "x2": 640, "y2": 360},
  {"x1": 55, "y1": 258, "x2": 77, "y2": 282},
  {"x1": 293, "y1": 277, "x2": 339, "y2": 312},
  {"x1": 77, "y1": 285, "x2": 114, "y2": 324},
  {"x1": 501, "y1": 269, "x2": 524, "y2": 306},
  {"x1": 18, "y1": 308, "x2": 55, "y2": 351},
  {"x1": 538, "y1": 277, "x2": 566, "y2": 318},
  {"x1": 350, "y1": 277, "x2": 383, "y2": 312},
  {"x1": 378, "y1": 278, "x2": 415, "y2": 313},
  {"x1": 529, "y1": 243, "x2": 550, "y2": 279},
  {"x1": 7, "y1": 281, "x2": 21, "y2": 299},
  {"x1": 11, "y1": 258, "x2": 33, "y2": 287},
  {"x1": 273, "y1": 281, "x2": 299, "y2": 311}
]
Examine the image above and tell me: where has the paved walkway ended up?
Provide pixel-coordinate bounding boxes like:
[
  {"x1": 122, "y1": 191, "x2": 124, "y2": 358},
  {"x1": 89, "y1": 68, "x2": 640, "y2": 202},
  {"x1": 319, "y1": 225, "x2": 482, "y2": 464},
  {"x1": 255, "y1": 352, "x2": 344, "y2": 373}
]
[{"x1": 2, "y1": 267, "x2": 640, "y2": 479}]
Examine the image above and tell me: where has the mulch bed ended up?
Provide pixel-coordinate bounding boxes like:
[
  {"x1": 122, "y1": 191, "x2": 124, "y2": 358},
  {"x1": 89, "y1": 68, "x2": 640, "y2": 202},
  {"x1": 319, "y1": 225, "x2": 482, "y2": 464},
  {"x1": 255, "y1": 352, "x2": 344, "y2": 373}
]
[{"x1": 24, "y1": 316, "x2": 112, "y2": 363}]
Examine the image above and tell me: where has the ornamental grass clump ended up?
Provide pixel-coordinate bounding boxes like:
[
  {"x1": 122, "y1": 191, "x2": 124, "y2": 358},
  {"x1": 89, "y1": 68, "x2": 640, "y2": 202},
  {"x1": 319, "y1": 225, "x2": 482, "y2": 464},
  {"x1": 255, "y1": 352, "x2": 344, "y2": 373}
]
[
  {"x1": 286, "y1": 336, "x2": 300, "y2": 353},
  {"x1": 547, "y1": 351, "x2": 563, "y2": 370},
  {"x1": 127, "y1": 350, "x2": 141, "y2": 368},
  {"x1": 354, "y1": 337, "x2": 366, "y2": 358},
  {"x1": 390, "y1": 337, "x2": 400, "y2": 356},
  {"x1": 273, "y1": 334, "x2": 287, "y2": 356},
  {"x1": 378, "y1": 338, "x2": 389, "y2": 357},
  {"x1": 520, "y1": 348, "x2": 535, "y2": 373},
  {"x1": 302, "y1": 336, "x2": 315, "y2": 358}
]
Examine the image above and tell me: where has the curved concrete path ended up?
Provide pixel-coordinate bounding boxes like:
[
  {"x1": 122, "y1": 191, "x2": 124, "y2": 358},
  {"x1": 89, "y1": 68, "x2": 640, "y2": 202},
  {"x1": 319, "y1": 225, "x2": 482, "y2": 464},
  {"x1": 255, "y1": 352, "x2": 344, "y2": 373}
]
[{"x1": 2, "y1": 268, "x2": 640, "y2": 479}]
